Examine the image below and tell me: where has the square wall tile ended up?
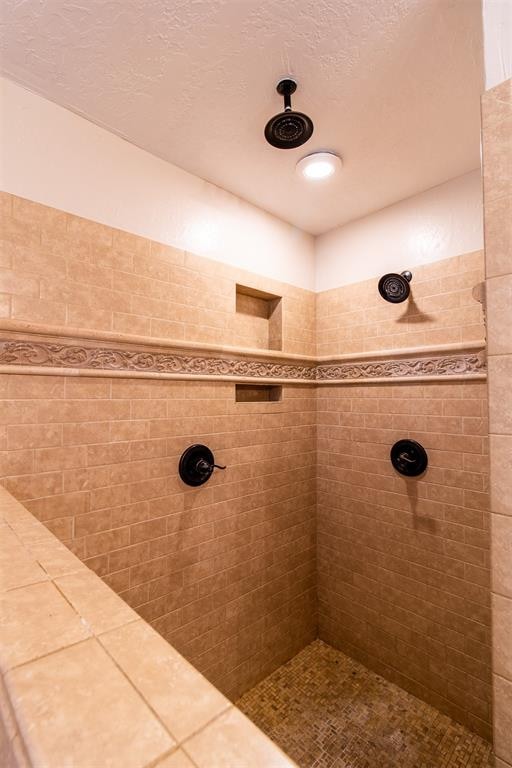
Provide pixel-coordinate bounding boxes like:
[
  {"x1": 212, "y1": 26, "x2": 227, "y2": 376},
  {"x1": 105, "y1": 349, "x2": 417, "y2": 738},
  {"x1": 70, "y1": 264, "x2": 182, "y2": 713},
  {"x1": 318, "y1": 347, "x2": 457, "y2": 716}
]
[
  {"x1": 492, "y1": 514, "x2": 512, "y2": 599},
  {"x1": 5, "y1": 638, "x2": 174, "y2": 768},
  {"x1": 0, "y1": 581, "x2": 90, "y2": 671},
  {"x1": 488, "y1": 355, "x2": 512, "y2": 435},
  {"x1": 494, "y1": 674, "x2": 512, "y2": 764},
  {"x1": 55, "y1": 569, "x2": 139, "y2": 635},
  {"x1": 493, "y1": 593, "x2": 512, "y2": 680},
  {"x1": 490, "y1": 435, "x2": 512, "y2": 517},
  {"x1": 484, "y1": 194, "x2": 512, "y2": 279},
  {"x1": 183, "y1": 707, "x2": 296, "y2": 768},
  {"x1": 99, "y1": 620, "x2": 230, "y2": 742},
  {"x1": 487, "y1": 275, "x2": 512, "y2": 355}
]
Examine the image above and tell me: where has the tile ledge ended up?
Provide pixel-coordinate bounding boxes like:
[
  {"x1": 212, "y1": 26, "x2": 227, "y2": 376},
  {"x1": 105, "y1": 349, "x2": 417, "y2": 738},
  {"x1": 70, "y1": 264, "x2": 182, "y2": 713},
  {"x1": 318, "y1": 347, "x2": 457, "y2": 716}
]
[
  {"x1": 0, "y1": 320, "x2": 485, "y2": 366},
  {"x1": 316, "y1": 340, "x2": 486, "y2": 363},
  {"x1": 0, "y1": 485, "x2": 299, "y2": 768},
  {"x1": 0, "y1": 320, "x2": 316, "y2": 363}
]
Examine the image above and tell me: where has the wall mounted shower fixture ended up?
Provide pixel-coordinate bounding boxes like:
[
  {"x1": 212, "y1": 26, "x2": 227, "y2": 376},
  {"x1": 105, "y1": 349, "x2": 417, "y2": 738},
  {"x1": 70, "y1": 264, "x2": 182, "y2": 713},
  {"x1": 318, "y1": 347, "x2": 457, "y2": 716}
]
[
  {"x1": 390, "y1": 439, "x2": 428, "y2": 477},
  {"x1": 179, "y1": 444, "x2": 226, "y2": 487},
  {"x1": 378, "y1": 271, "x2": 412, "y2": 303},
  {"x1": 264, "y1": 79, "x2": 314, "y2": 149}
]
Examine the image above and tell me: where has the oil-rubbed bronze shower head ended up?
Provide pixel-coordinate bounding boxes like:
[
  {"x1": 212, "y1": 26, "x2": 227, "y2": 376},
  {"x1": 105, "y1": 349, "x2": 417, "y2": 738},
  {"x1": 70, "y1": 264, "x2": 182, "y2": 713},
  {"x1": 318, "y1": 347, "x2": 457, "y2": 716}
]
[
  {"x1": 264, "y1": 79, "x2": 314, "y2": 149},
  {"x1": 378, "y1": 271, "x2": 412, "y2": 303}
]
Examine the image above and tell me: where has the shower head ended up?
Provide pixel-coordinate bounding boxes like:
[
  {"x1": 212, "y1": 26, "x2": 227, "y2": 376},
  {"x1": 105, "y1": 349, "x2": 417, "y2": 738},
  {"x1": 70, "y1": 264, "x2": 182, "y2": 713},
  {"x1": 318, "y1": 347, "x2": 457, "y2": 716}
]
[
  {"x1": 264, "y1": 79, "x2": 314, "y2": 149},
  {"x1": 378, "y1": 271, "x2": 412, "y2": 303}
]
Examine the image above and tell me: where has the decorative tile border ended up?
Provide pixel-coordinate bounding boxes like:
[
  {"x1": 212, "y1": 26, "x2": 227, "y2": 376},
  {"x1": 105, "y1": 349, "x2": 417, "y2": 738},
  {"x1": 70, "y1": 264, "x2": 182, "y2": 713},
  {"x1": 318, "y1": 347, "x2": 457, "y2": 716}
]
[
  {"x1": 0, "y1": 337, "x2": 486, "y2": 383},
  {"x1": 316, "y1": 351, "x2": 486, "y2": 381},
  {"x1": 0, "y1": 339, "x2": 316, "y2": 381}
]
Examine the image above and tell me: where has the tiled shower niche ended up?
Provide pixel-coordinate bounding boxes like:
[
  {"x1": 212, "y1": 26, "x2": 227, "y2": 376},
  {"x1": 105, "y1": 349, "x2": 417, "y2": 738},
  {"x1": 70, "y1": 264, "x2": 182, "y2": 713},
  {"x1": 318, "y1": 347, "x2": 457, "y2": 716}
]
[
  {"x1": 235, "y1": 284, "x2": 283, "y2": 350},
  {"x1": 235, "y1": 384, "x2": 282, "y2": 402}
]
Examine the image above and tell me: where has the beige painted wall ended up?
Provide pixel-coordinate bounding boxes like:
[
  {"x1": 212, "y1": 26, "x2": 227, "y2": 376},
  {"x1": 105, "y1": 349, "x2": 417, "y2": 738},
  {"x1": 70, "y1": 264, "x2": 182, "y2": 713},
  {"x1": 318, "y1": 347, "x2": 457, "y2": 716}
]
[
  {"x1": 0, "y1": 78, "x2": 315, "y2": 291},
  {"x1": 315, "y1": 172, "x2": 483, "y2": 291},
  {"x1": 1, "y1": 78, "x2": 486, "y2": 295}
]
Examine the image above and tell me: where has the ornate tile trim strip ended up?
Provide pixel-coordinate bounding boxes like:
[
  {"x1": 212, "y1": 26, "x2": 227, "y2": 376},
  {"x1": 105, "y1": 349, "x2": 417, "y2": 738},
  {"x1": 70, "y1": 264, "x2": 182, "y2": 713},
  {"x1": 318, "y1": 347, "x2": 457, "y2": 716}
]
[
  {"x1": 316, "y1": 351, "x2": 486, "y2": 381},
  {"x1": 0, "y1": 339, "x2": 486, "y2": 383},
  {"x1": 0, "y1": 340, "x2": 316, "y2": 381}
]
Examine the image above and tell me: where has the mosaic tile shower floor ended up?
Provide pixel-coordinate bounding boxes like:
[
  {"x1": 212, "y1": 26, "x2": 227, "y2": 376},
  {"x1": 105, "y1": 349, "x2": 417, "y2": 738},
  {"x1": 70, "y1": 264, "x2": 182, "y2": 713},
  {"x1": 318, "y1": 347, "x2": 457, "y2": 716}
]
[{"x1": 236, "y1": 640, "x2": 493, "y2": 768}]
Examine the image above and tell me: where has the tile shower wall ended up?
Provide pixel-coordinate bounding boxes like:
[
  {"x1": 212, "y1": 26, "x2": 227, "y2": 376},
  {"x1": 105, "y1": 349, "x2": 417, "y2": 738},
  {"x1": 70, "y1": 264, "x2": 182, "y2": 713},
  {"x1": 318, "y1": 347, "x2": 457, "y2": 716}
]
[
  {"x1": 0, "y1": 192, "x2": 491, "y2": 734},
  {"x1": 0, "y1": 376, "x2": 316, "y2": 700},
  {"x1": 481, "y1": 77, "x2": 512, "y2": 767},
  {"x1": 316, "y1": 251, "x2": 484, "y2": 355},
  {"x1": 0, "y1": 194, "x2": 316, "y2": 355},
  {"x1": 316, "y1": 252, "x2": 490, "y2": 739},
  {"x1": 0, "y1": 191, "x2": 317, "y2": 700},
  {"x1": 317, "y1": 380, "x2": 490, "y2": 738}
]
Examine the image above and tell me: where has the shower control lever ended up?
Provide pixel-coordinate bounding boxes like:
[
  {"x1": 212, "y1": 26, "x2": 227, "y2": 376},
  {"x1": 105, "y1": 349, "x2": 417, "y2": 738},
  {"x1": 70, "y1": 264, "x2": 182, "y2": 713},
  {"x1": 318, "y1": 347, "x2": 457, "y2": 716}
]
[
  {"x1": 391, "y1": 439, "x2": 428, "y2": 477},
  {"x1": 179, "y1": 444, "x2": 227, "y2": 487},
  {"x1": 196, "y1": 458, "x2": 226, "y2": 474}
]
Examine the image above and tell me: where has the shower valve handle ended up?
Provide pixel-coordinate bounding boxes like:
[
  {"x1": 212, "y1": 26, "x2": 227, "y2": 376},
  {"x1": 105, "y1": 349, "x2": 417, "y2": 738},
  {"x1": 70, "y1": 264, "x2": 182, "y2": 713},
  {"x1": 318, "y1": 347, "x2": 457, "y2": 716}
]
[
  {"x1": 179, "y1": 445, "x2": 226, "y2": 487},
  {"x1": 196, "y1": 458, "x2": 226, "y2": 475}
]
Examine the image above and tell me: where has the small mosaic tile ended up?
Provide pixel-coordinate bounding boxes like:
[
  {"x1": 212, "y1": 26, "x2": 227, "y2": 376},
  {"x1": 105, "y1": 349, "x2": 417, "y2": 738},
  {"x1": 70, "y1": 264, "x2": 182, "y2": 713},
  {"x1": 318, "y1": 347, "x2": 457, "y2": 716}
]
[{"x1": 237, "y1": 640, "x2": 493, "y2": 768}]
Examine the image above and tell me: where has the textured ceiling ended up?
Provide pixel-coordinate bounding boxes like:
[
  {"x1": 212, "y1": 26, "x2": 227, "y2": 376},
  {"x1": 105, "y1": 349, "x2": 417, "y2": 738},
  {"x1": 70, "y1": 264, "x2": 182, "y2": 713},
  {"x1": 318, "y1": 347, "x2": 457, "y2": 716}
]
[{"x1": 0, "y1": 0, "x2": 483, "y2": 235}]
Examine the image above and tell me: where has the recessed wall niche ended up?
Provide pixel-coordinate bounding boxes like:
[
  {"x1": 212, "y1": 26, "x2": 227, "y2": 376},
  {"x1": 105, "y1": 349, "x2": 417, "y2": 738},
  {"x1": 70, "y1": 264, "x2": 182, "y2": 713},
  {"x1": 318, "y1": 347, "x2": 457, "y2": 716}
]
[
  {"x1": 235, "y1": 384, "x2": 282, "y2": 402},
  {"x1": 235, "y1": 284, "x2": 282, "y2": 350}
]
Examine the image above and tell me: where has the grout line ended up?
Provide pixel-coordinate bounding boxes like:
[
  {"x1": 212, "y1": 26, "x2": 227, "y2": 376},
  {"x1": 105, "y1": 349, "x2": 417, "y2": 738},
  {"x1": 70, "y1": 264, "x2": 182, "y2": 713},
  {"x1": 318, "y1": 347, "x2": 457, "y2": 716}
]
[
  {"x1": 142, "y1": 745, "x2": 182, "y2": 768},
  {"x1": 179, "y1": 706, "x2": 235, "y2": 757},
  {"x1": 96, "y1": 631, "x2": 182, "y2": 747},
  {"x1": 4, "y1": 636, "x2": 93, "y2": 675},
  {"x1": 96, "y1": 625, "x2": 232, "y2": 755},
  {"x1": 491, "y1": 590, "x2": 512, "y2": 601}
]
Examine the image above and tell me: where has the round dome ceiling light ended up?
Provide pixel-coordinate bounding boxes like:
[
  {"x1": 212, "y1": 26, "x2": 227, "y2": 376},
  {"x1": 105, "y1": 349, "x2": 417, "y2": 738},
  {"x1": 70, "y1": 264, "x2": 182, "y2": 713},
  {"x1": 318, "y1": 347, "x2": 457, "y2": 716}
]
[{"x1": 296, "y1": 152, "x2": 342, "y2": 181}]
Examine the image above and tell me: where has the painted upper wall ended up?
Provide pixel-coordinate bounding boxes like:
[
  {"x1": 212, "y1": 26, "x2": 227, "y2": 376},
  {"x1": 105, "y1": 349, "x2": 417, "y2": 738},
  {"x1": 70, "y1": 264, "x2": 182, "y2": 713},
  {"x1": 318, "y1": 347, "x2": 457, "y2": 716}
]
[
  {"x1": 483, "y1": 0, "x2": 512, "y2": 88},
  {"x1": 0, "y1": 77, "x2": 315, "y2": 291},
  {"x1": 314, "y1": 170, "x2": 483, "y2": 291},
  {"x1": 0, "y1": 78, "x2": 484, "y2": 295}
]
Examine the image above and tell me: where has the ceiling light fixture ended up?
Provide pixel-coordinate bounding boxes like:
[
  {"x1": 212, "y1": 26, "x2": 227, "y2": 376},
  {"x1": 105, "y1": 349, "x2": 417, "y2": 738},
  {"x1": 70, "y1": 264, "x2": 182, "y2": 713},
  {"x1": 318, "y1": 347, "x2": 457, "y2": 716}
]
[{"x1": 296, "y1": 152, "x2": 342, "y2": 181}]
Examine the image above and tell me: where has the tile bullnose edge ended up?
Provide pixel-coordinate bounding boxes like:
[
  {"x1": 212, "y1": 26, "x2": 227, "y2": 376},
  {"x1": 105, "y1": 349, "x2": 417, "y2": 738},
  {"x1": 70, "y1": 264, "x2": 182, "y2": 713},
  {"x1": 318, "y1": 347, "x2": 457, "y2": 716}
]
[{"x1": 0, "y1": 320, "x2": 317, "y2": 363}]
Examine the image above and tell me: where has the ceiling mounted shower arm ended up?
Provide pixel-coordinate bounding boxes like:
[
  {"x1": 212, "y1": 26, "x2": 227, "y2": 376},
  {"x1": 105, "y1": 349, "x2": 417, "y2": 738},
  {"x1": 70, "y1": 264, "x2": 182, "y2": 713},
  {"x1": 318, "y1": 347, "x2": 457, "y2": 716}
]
[
  {"x1": 277, "y1": 78, "x2": 297, "y2": 112},
  {"x1": 264, "y1": 78, "x2": 313, "y2": 150}
]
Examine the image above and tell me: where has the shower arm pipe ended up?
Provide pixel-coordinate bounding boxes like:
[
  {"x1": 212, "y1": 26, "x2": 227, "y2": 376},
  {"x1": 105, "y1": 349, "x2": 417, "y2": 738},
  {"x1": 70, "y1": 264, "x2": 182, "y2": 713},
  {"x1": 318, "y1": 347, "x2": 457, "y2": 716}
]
[{"x1": 277, "y1": 78, "x2": 296, "y2": 111}]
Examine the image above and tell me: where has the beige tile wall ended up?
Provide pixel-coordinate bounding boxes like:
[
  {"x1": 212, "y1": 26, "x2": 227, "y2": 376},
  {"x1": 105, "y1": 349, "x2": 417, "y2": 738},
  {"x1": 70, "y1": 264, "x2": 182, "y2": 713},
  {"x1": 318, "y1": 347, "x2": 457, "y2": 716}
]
[
  {"x1": 315, "y1": 250, "x2": 490, "y2": 739},
  {"x1": 0, "y1": 194, "x2": 316, "y2": 356},
  {"x1": 316, "y1": 251, "x2": 485, "y2": 356},
  {"x1": 0, "y1": 191, "x2": 492, "y2": 742},
  {"x1": 317, "y1": 380, "x2": 491, "y2": 738},
  {"x1": 0, "y1": 375, "x2": 317, "y2": 700},
  {"x1": 481, "y1": 77, "x2": 512, "y2": 767}
]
